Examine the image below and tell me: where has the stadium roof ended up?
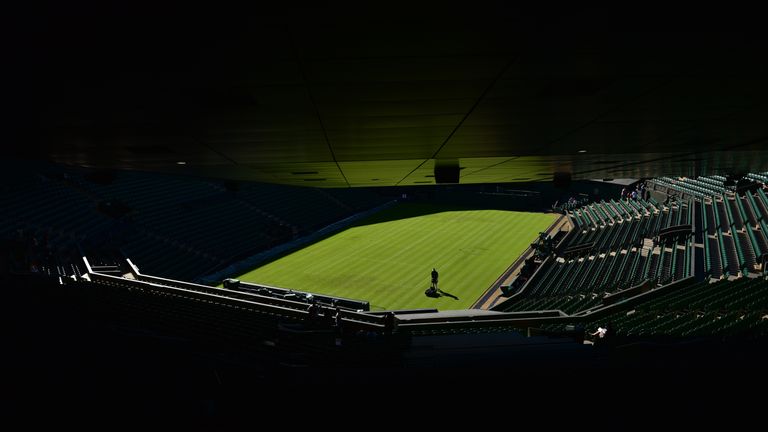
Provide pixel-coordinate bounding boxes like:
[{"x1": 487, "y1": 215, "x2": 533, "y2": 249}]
[{"x1": 9, "y1": 5, "x2": 768, "y2": 187}]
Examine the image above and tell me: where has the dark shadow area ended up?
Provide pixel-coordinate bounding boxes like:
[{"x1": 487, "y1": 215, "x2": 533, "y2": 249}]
[
  {"x1": 84, "y1": 170, "x2": 115, "y2": 185},
  {"x1": 347, "y1": 201, "x2": 556, "y2": 233},
  {"x1": 2, "y1": 271, "x2": 767, "y2": 425},
  {"x1": 347, "y1": 202, "x2": 532, "y2": 229},
  {"x1": 96, "y1": 200, "x2": 132, "y2": 218},
  {"x1": 350, "y1": 178, "x2": 627, "y2": 229}
]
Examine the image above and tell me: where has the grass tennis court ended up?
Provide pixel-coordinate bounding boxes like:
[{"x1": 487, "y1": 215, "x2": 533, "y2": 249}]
[{"x1": 235, "y1": 203, "x2": 556, "y2": 311}]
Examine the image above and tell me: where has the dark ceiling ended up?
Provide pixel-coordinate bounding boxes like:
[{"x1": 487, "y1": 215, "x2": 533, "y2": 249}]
[{"x1": 8, "y1": 5, "x2": 768, "y2": 187}]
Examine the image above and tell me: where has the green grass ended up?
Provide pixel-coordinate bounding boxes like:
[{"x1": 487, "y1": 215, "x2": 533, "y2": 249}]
[{"x1": 235, "y1": 203, "x2": 556, "y2": 311}]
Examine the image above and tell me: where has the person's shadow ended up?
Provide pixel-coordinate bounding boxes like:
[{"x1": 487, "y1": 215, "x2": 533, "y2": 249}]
[
  {"x1": 437, "y1": 289, "x2": 459, "y2": 300},
  {"x1": 437, "y1": 288, "x2": 459, "y2": 300},
  {"x1": 424, "y1": 287, "x2": 459, "y2": 300}
]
